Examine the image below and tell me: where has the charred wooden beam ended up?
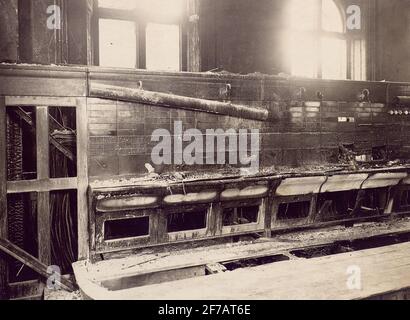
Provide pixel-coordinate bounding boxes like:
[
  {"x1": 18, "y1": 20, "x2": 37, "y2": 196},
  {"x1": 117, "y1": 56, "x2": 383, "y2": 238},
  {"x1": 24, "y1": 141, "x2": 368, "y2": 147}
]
[
  {"x1": 36, "y1": 107, "x2": 51, "y2": 267},
  {"x1": 0, "y1": 238, "x2": 77, "y2": 292},
  {"x1": 11, "y1": 107, "x2": 76, "y2": 162},
  {"x1": 90, "y1": 83, "x2": 279, "y2": 122},
  {"x1": 49, "y1": 135, "x2": 75, "y2": 162},
  {"x1": 13, "y1": 107, "x2": 33, "y2": 127}
]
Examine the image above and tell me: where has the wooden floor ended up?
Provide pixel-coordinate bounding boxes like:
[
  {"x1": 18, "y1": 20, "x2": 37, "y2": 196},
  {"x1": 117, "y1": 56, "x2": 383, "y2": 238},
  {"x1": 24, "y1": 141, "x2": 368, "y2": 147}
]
[
  {"x1": 78, "y1": 241, "x2": 410, "y2": 300},
  {"x1": 77, "y1": 218, "x2": 410, "y2": 281}
]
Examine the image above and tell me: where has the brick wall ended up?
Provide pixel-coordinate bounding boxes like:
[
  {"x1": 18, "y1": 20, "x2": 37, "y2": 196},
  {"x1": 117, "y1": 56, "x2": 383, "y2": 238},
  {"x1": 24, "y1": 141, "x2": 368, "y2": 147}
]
[{"x1": 87, "y1": 72, "x2": 407, "y2": 178}]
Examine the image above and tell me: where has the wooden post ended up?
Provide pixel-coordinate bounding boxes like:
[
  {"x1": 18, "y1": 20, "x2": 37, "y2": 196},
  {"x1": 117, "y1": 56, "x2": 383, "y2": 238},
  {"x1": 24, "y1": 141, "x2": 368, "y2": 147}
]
[
  {"x1": 384, "y1": 187, "x2": 399, "y2": 215},
  {"x1": 264, "y1": 197, "x2": 272, "y2": 238},
  {"x1": 55, "y1": 0, "x2": 69, "y2": 64},
  {"x1": 36, "y1": 107, "x2": 51, "y2": 265},
  {"x1": 86, "y1": 0, "x2": 96, "y2": 66},
  {"x1": 206, "y1": 203, "x2": 221, "y2": 237},
  {"x1": 187, "y1": 0, "x2": 201, "y2": 72},
  {"x1": 0, "y1": 97, "x2": 9, "y2": 299},
  {"x1": 308, "y1": 194, "x2": 319, "y2": 224},
  {"x1": 76, "y1": 98, "x2": 89, "y2": 260},
  {"x1": 367, "y1": 0, "x2": 377, "y2": 81},
  {"x1": 0, "y1": 0, "x2": 19, "y2": 63},
  {"x1": 265, "y1": 180, "x2": 280, "y2": 238},
  {"x1": 138, "y1": 23, "x2": 147, "y2": 69}
]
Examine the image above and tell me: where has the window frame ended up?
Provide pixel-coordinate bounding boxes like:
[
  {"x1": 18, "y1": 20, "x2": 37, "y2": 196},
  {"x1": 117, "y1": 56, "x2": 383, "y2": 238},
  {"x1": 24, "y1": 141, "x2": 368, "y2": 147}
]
[
  {"x1": 92, "y1": 0, "x2": 188, "y2": 71},
  {"x1": 288, "y1": 0, "x2": 366, "y2": 80}
]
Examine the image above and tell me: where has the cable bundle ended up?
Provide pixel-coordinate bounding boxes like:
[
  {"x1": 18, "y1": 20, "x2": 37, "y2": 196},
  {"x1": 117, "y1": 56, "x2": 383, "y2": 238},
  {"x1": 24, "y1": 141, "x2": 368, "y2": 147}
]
[{"x1": 49, "y1": 108, "x2": 77, "y2": 273}]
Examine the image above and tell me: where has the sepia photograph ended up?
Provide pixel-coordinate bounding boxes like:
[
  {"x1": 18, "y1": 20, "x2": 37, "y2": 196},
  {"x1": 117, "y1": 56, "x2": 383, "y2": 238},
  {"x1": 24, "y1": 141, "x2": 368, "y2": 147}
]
[{"x1": 0, "y1": 0, "x2": 410, "y2": 306}]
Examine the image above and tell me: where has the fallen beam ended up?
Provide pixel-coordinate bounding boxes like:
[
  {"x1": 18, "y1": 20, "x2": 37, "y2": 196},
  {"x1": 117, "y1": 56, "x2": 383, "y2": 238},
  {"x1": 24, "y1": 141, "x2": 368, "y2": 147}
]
[
  {"x1": 89, "y1": 83, "x2": 278, "y2": 122},
  {"x1": 0, "y1": 238, "x2": 77, "y2": 292},
  {"x1": 11, "y1": 108, "x2": 76, "y2": 162},
  {"x1": 13, "y1": 107, "x2": 33, "y2": 127},
  {"x1": 49, "y1": 135, "x2": 75, "y2": 162}
]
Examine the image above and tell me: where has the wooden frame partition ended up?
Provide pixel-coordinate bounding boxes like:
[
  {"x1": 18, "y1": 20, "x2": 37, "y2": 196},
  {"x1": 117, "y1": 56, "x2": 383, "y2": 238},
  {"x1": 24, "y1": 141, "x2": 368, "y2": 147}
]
[{"x1": 0, "y1": 96, "x2": 89, "y2": 299}]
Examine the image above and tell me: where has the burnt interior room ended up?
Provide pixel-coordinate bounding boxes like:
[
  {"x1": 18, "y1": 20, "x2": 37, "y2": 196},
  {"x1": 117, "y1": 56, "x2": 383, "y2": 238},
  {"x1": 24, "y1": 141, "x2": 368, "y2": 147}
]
[{"x1": 1, "y1": 0, "x2": 410, "y2": 301}]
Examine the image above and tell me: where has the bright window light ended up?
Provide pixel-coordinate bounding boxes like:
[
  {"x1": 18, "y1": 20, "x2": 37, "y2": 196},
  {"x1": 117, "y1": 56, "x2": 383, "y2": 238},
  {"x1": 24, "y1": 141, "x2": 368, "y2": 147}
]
[
  {"x1": 322, "y1": 0, "x2": 344, "y2": 32},
  {"x1": 136, "y1": 0, "x2": 185, "y2": 21},
  {"x1": 351, "y1": 39, "x2": 366, "y2": 81},
  {"x1": 290, "y1": 0, "x2": 319, "y2": 31},
  {"x1": 99, "y1": 19, "x2": 137, "y2": 68},
  {"x1": 289, "y1": 33, "x2": 318, "y2": 78},
  {"x1": 98, "y1": 0, "x2": 137, "y2": 10},
  {"x1": 146, "y1": 23, "x2": 180, "y2": 71},
  {"x1": 286, "y1": 0, "x2": 350, "y2": 79},
  {"x1": 321, "y1": 37, "x2": 347, "y2": 79}
]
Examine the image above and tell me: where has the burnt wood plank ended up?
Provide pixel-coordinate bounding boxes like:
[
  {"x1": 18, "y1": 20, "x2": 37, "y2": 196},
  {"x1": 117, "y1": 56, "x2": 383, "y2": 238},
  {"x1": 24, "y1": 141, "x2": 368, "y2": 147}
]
[
  {"x1": 0, "y1": 66, "x2": 87, "y2": 97},
  {"x1": 76, "y1": 98, "x2": 89, "y2": 260},
  {"x1": 7, "y1": 178, "x2": 78, "y2": 194},
  {"x1": 37, "y1": 192, "x2": 51, "y2": 265},
  {"x1": 36, "y1": 107, "x2": 50, "y2": 180},
  {"x1": 0, "y1": 238, "x2": 76, "y2": 292},
  {"x1": 36, "y1": 107, "x2": 51, "y2": 266},
  {"x1": 5, "y1": 96, "x2": 77, "y2": 107}
]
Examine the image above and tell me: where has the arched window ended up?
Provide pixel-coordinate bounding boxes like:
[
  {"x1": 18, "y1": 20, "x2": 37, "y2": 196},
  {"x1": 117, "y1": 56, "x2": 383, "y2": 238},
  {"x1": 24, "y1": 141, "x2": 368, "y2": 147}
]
[{"x1": 285, "y1": 0, "x2": 365, "y2": 80}]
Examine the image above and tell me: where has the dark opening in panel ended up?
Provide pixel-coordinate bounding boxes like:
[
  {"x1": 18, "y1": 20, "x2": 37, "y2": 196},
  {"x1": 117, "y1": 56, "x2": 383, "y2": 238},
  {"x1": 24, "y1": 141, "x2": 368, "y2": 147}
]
[
  {"x1": 167, "y1": 210, "x2": 207, "y2": 233},
  {"x1": 399, "y1": 189, "x2": 410, "y2": 210},
  {"x1": 223, "y1": 206, "x2": 259, "y2": 226},
  {"x1": 317, "y1": 191, "x2": 358, "y2": 221},
  {"x1": 7, "y1": 192, "x2": 38, "y2": 283},
  {"x1": 49, "y1": 107, "x2": 77, "y2": 178},
  {"x1": 6, "y1": 106, "x2": 37, "y2": 181},
  {"x1": 277, "y1": 201, "x2": 310, "y2": 220},
  {"x1": 356, "y1": 188, "x2": 388, "y2": 215},
  {"x1": 104, "y1": 217, "x2": 150, "y2": 241}
]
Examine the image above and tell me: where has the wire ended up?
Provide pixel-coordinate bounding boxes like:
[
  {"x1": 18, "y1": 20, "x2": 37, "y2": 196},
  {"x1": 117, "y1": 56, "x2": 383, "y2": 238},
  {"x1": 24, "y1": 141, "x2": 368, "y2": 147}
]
[{"x1": 49, "y1": 107, "x2": 77, "y2": 273}]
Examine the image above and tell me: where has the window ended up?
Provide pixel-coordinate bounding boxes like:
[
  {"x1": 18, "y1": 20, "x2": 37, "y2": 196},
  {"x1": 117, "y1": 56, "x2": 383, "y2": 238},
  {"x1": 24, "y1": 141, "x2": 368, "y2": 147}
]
[
  {"x1": 146, "y1": 23, "x2": 181, "y2": 71},
  {"x1": 285, "y1": 0, "x2": 366, "y2": 80},
  {"x1": 99, "y1": 19, "x2": 137, "y2": 68},
  {"x1": 95, "y1": 0, "x2": 186, "y2": 71}
]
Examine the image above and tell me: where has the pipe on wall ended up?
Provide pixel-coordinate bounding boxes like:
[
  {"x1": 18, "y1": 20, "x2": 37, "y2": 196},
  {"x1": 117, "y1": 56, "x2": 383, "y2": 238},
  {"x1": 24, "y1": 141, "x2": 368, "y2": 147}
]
[{"x1": 90, "y1": 83, "x2": 281, "y2": 122}]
